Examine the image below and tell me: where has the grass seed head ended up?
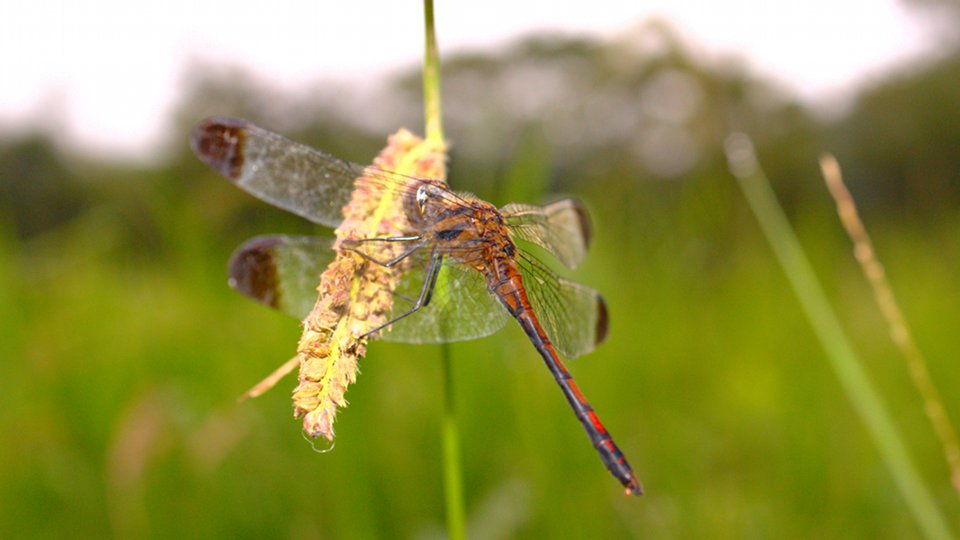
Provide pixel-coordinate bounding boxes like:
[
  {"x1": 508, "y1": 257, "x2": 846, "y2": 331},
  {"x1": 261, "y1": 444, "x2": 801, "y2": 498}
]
[{"x1": 293, "y1": 130, "x2": 447, "y2": 441}]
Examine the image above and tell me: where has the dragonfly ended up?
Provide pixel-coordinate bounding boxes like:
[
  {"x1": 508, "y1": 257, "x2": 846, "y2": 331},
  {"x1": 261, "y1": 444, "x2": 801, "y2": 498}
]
[{"x1": 191, "y1": 116, "x2": 642, "y2": 496}]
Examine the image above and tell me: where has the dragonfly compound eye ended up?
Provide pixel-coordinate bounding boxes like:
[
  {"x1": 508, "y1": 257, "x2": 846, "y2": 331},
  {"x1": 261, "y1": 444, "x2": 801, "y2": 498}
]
[{"x1": 415, "y1": 185, "x2": 429, "y2": 214}]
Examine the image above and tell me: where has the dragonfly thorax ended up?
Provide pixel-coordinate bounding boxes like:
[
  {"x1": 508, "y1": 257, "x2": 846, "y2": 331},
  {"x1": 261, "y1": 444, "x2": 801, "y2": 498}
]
[{"x1": 423, "y1": 195, "x2": 516, "y2": 275}]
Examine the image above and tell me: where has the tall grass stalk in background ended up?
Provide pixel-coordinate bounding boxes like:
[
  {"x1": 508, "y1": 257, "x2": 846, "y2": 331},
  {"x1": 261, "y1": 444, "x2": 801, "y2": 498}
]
[
  {"x1": 724, "y1": 134, "x2": 955, "y2": 540},
  {"x1": 820, "y1": 154, "x2": 960, "y2": 501},
  {"x1": 421, "y1": 2, "x2": 466, "y2": 539}
]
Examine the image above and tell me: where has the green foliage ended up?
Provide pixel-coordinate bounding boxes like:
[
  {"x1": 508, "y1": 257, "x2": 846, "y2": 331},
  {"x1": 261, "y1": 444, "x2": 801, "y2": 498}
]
[
  {"x1": 1, "y1": 31, "x2": 959, "y2": 538},
  {"x1": 0, "y1": 136, "x2": 89, "y2": 238},
  {"x1": 829, "y1": 54, "x2": 960, "y2": 216}
]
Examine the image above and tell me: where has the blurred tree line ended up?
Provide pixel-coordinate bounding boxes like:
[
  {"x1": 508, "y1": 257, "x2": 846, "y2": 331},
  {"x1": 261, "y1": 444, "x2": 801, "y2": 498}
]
[{"x1": 2, "y1": 21, "x2": 957, "y2": 249}]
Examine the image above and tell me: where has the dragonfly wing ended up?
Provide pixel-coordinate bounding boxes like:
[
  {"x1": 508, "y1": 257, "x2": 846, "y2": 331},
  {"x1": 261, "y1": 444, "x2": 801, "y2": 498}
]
[
  {"x1": 192, "y1": 117, "x2": 365, "y2": 227},
  {"x1": 228, "y1": 235, "x2": 334, "y2": 320},
  {"x1": 228, "y1": 235, "x2": 509, "y2": 343},
  {"x1": 516, "y1": 252, "x2": 608, "y2": 359},
  {"x1": 501, "y1": 198, "x2": 592, "y2": 269},
  {"x1": 381, "y1": 255, "x2": 510, "y2": 343}
]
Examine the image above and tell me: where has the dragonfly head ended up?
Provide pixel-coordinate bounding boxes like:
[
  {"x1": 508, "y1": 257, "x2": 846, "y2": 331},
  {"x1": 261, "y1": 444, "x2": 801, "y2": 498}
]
[
  {"x1": 413, "y1": 182, "x2": 448, "y2": 217},
  {"x1": 415, "y1": 184, "x2": 429, "y2": 214}
]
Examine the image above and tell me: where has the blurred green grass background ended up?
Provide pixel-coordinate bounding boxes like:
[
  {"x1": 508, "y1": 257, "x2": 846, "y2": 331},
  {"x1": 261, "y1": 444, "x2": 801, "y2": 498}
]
[{"x1": 2, "y1": 26, "x2": 960, "y2": 538}]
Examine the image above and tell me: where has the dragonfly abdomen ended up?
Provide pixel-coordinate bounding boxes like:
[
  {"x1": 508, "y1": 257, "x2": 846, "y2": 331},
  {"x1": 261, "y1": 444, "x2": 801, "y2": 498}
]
[{"x1": 489, "y1": 266, "x2": 643, "y2": 496}]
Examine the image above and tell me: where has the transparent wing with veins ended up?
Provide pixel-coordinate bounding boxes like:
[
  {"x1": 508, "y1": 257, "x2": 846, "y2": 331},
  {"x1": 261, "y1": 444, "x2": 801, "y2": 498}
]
[
  {"x1": 191, "y1": 116, "x2": 464, "y2": 227},
  {"x1": 513, "y1": 252, "x2": 607, "y2": 358},
  {"x1": 501, "y1": 199, "x2": 593, "y2": 270}
]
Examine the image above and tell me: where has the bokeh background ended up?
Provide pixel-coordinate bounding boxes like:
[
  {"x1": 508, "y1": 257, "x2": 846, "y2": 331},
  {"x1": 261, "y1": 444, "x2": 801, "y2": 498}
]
[{"x1": 2, "y1": 1, "x2": 960, "y2": 538}]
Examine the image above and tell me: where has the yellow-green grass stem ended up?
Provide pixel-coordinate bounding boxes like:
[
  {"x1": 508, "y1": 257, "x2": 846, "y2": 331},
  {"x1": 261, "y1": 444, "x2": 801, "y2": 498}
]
[{"x1": 422, "y1": 2, "x2": 465, "y2": 538}]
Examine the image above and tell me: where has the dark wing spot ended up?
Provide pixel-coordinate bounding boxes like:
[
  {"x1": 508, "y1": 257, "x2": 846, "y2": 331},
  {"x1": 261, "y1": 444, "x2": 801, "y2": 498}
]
[
  {"x1": 569, "y1": 198, "x2": 593, "y2": 251},
  {"x1": 436, "y1": 228, "x2": 465, "y2": 241},
  {"x1": 190, "y1": 117, "x2": 248, "y2": 181},
  {"x1": 594, "y1": 293, "x2": 609, "y2": 346},
  {"x1": 228, "y1": 236, "x2": 283, "y2": 309}
]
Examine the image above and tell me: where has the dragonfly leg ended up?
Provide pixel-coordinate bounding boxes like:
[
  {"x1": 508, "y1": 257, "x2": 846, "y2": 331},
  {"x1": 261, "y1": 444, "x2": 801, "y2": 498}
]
[
  {"x1": 358, "y1": 250, "x2": 443, "y2": 339},
  {"x1": 344, "y1": 236, "x2": 433, "y2": 306},
  {"x1": 342, "y1": 236, "x2": 426, "y2": 267},
  {"x1": 349, "y1": 235, "x2": 423, "y2": 243}
]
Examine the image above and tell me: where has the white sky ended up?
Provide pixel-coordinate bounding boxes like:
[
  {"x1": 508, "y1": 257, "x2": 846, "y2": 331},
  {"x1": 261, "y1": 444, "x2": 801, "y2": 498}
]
[{"x1": 0, "y1": 0, "x2": 935, "y2": 160}]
